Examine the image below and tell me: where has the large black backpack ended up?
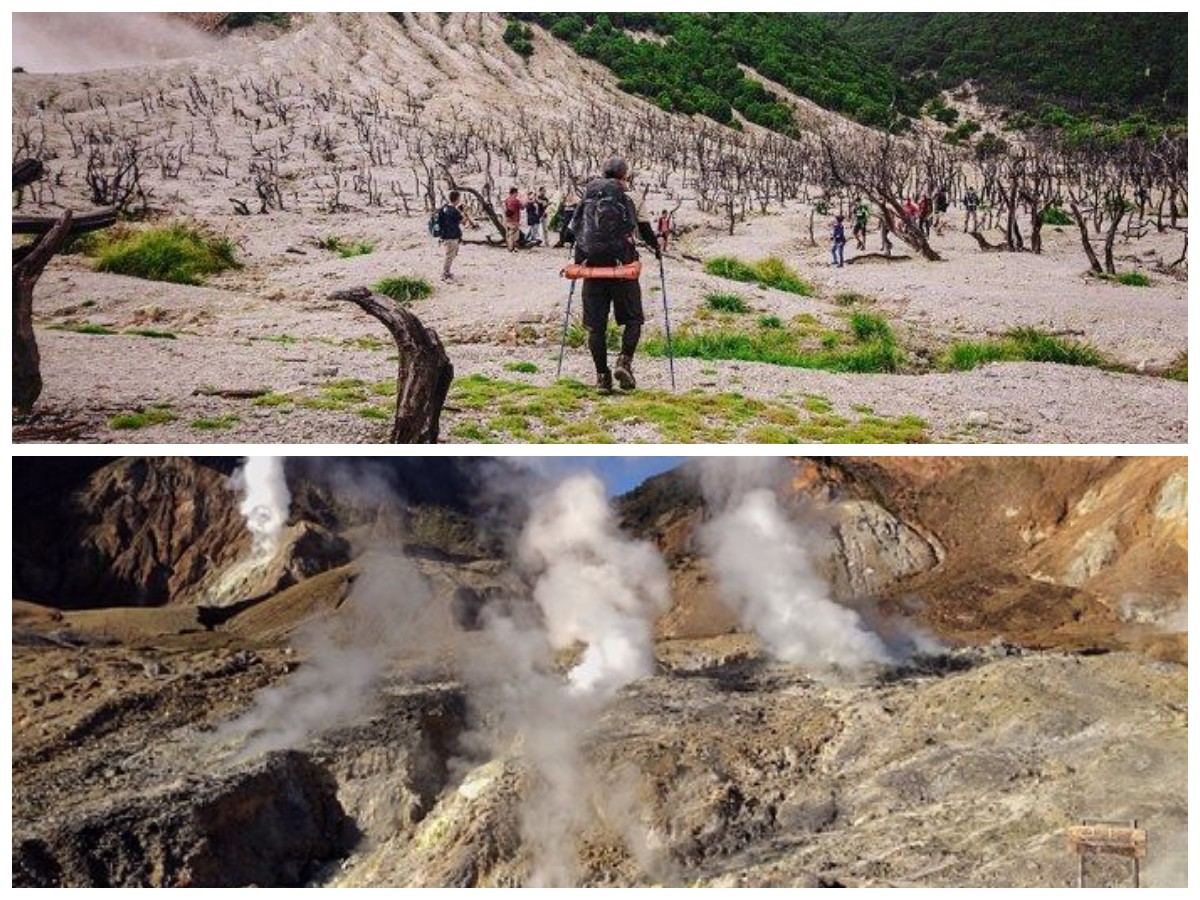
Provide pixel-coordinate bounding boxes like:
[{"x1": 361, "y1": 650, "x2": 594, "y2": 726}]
[{"x1": 574, "y1": 178, "x2": 634, "y2": 265}]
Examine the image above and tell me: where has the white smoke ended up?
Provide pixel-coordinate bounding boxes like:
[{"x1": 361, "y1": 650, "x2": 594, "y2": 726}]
[
  {"x1": 234, "y1": 456, "x2": 291, "y2": 563},
  {"x1": 13, "y1": 13, "x2": 218, "y2": 74},
  {"x1": 698, "y1": 460, "x2": 893, "y2": 671},
  {"x1": 459, "y1": 472, "x2": 671, "y2": 885},
  {"x1": 517, "y1": 473, "x2": 670, "y2": 697},
  {"x1": 217, "y1": 550, "x2": 450, "y2": 755}
]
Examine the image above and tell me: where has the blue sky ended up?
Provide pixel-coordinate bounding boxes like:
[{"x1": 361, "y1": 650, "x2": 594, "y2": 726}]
[{"x1": 518, "y1": 457, "x2": 691, "y2": 495}]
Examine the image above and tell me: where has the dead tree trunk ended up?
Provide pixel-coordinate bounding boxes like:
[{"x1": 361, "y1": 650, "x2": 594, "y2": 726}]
[
  {"x1": 1068, "y1": 202, "x2": 1104, "y2": 274},
  {"x1": 13, "y1": 211, "x2": 75, "y2": 410},
  {"x1": 330, "y1": 287, "x2": 452, "y2": 443},
  {"x1": 13, "y1": 158, "x2": 117, "y2": 411}
]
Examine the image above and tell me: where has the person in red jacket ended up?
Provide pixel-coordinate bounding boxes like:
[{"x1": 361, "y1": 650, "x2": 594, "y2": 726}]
[{"x1": 503, "y1": 186, "x2": 522, "y2": 252}]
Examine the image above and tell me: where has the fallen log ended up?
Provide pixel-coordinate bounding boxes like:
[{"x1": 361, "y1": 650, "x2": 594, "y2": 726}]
[
  {"x1": 329, "y1": 287, "x2": 453, "y2": 444},
  {"x1": 847, "y1": 253, "x2": 912, "y2": 265}
]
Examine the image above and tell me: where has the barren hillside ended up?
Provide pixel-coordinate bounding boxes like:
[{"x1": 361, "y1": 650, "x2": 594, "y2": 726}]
[{"x1": 11, "y1": 12, "x2": 1187, "y2": 443}]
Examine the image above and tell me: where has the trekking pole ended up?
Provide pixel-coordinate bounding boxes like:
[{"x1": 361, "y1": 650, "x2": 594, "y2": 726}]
[
  {"x1": 555, "y1": 277, "x2": 577, "y2": 381},
  {"x1": 657, "y1": 253, "x2": 676, "y2": 391}
]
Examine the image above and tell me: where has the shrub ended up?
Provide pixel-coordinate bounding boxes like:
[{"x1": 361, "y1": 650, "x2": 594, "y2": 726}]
[
  {"x1": 1115, "y1": 271, "x2": 1151, "y2": 287},
  {"x1": 705, "y1": 292, "x2": 750, "y2": 313},
  {"x1": 1041, "y1": 206, "x2": 1073, "y2": 226},
  {"x1": 224, "y1": 13, "x2": 290, "y2": 29},
  {"x1": 705, "y1": 256, "x2": 759, "y2": 283},
  {"x1": 93, "y1": 225, "x2": 238, "y2": 285},
  {"x1": 757, "y1": 314, "x2": 783, "y2": 329},
  {"x1": 849, "y1": 312, "x2": 893, "y2": 344},
  {"x1": 374, "y1": 276, "x2": 433, "y2": 304}
]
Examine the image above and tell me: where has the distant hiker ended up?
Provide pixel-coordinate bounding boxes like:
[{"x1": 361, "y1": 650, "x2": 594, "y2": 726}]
[
  {"x1": 504, "y1": 186, "x2": 522, "y2": 252},
  {"x1": 1135, "y1": 184, "x2": 1151, "y2": 218},
  {"x1": 569, "y1": 156, "x2": 655, "y2": 393},
  {"x1": 525, "y1": 191, "x2": 544, "y2": 246},
  {"x1": 852, "y1": 197, "x2": 870, "y2": 250},
  {"x1": 656, "y1": 209, "x2": 672, "y2": 251},
  {"x1": 831, "y1": 215, "x2": 847, "y2": 268},
  {"x1": 880, "y1": 208, "x2": 895, "y2": 255},
  {"x1": 437, "y1": 190, "x2": 474, "y2": 282},
  {"x1": 537, "y1": 186, "x2": 551, "y2": 223},
  {"x1": 554, "y1": 196, "x2": 578, "y2": 248},
  {"x1": 934, "y1": 186, "x2": 949, "y2": 218},
  {"x1": 918, "y1": 193, "x2": 933, "y2": 237},
  {"x1": 963, "y1": 187, "x2": 980, "y2": 232},
  {"x1": 902, "y1": 196, "x2": 920, "y2": 226}
]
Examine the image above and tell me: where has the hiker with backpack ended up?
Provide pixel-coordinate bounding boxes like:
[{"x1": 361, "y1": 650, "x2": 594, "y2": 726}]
[
  {"x1": 566, "y1": 156, "x2": 658, "y2": 394},
  {"x1": 963, "y1": 187, "x2": 980, "y2": 233},
  {"x1": 852, "y1": 197, "x2": 870, "y2": 250},
  {"x1": 830, "y1": 214, "x2": 847, "y2": 268},
  {"x1": 503, "y1": 186, "x2": 523, "y2": 252},
  {"x1": 433, "y1": 190, "x2": 475, "y2": 282},
  {"x1": 934, "y1": 186, "x2": 949, "y2": 229}
]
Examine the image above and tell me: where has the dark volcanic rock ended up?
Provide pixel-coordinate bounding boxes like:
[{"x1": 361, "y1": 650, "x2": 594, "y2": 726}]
[{"x1": 12, "y1": 750, "x2": 353, "y2": 887}]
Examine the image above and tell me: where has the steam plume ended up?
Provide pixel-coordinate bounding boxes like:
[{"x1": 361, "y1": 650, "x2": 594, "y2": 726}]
[
  {"x1": 13, "y1": 13, "x2": 217, "y2": 73},
  {"x1": 698, "y1": 460, "x2": 892, "y2": 670},
  {"x1": 517, "y1": 473, "x2": 670, "y2": 696},
  {"x1": 217, "y1": 550, "x2": 448, "y2": 755},
  {"x1": 234, "y1": 456, "x2": 291, "y2": 563}
]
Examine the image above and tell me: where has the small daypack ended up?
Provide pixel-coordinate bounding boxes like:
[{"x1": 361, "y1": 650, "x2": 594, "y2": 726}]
[
  {"x1": 574, "y1": 178, "x2": 634, "y2": 265},
  {"x1": 428, "y1": 209, "x2": 443, "y2": 240}
]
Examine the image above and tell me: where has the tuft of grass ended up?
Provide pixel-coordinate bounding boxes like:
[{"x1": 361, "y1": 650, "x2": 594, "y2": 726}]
[
  {"x1": 705, "y1": 292, "x2": 751, "y2": 314},
  {"x1": 849, "y1": 311, "x2": 894, "y2": 344},
  {"x1": 505, "y1": 361, "x2": 540, "y2": 374},
  {"x1": 757, "y1": 314, "x2": 783, "y2": 329},
  {"x1": 319, "y1": 236, "x2": 376, "y2": 258},
  {"x1": 190, "y1": 414, "x2": 238, "y2": 430},
  {"x1": 50, "y1": 322, "x2": 117, "y2": 335},
  {"x1": 705, "y1": 255, "x2": 814, "y2": 296},
  {"x1": 834, "y1": 291, "x2": 872, "y2": 307},
  {"x1": 374, "y1": 276, "x2": 433, "y2": 304},
  {"x1": 92, "y1": 224, "x2": 238, "y2": 285},
  {"x1": 253, "y1": 392, "x2": 295, "y2": 407},
  {"x1": 1115, "y1": 271, "x2": 1151, "y2": 287},
  {"x1": 343, "y1": 336, "x2": 387, "y2": 351},
  {"x1": 109, "y1": 404, "x2": 177, "y2": 430},
  {"x1": 939, "y1": 328, "x2": 1107, "y2": 371},
  {"x1": 256, "y1": 334, "x2": 299, "y2": 345},
  {"x1": 125, "y1": 328, "x2": 177, "y2": 339}
]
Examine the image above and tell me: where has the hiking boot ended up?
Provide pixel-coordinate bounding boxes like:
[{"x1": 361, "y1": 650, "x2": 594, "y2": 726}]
[
  {"x1": 596, "y1": 370, "x2": 614, "y2": 394},
  {"x1": 613, "y1": 354, "x2": 636, "y2": 391}
]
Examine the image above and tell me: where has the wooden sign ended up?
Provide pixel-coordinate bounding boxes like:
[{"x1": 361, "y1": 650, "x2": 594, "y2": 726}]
[
  {"x1": 1067, "y1": 824, "x2": 1147, "y2": 859},
  {"x1": 1068, "y1": 821, "x2": 1146, "y2": 888}
]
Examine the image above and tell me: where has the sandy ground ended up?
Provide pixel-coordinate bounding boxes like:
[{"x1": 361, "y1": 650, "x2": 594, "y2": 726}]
[{"x1": 11, "y1": 12, "x2": 1188, "y2": 444}]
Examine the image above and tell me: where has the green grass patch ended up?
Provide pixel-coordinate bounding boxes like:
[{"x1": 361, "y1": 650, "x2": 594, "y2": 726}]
[
  {"x1": 504, "y1": 361, "x2": 540, "y2": 374},
  {"x1": 705, "y1": 292, "x2": 751, "y2": 314},
  {"x1": 645, "y1": 308, "x2": 904, "y2": 374},
  {"x1": 50, "y1": 322, "x2": 117, "y2": 336},
  {"x1": 445, "y1": 374, "x2": 926, "y2": 443},
  {"x1": 125, "y1": 328, "x2": 177, "y2": 340},
  {"x1": 109, "y1": 404, "x2": 177, "y2": 430},
  {"x1": 939, "y1": 328, "x2": 1107, "y2": 371},
  {"x1": 91, "y1": 224, "x2": 238, "y2": 285},
  {"x1": 757, "y1": 314, "x2": 783, "y2": 329},
  {"x1": 834, "y1": 291, "x2": 873, "y2": 307},
  {"x1": 190, "y1": 414, "x2": 238, "y2": 430},
  {"x1": 357, "y1": 406, "x2": 391, "y2": 421},
  {"x1": 1163, "y1": 353, "x2": 1187, "y2": 382},
  {"x1": 705, "y1": 255, "x2": 814, "y2": 296},
  {"x1": 1115, "y1": 271, "x2": 1151, "y2": 287},
  {"x1": 253, "y1": 392, "x2": 295, "y2": 407},
  {"x1": 374, "y1": 276, "x2": 433, "y2": 304},
  {"x1": 319, "y1": 236, "x2": 376, "y2": 258},
  {"x1": 343, "y1": 336, "x2": 387, "y2": 351},
  {"x1": 256, "y1": 334, "x2": 300, "y2": 345}
]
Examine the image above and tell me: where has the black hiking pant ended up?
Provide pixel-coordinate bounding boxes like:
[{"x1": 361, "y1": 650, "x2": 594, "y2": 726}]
[{"x1": 582, "y1": 278, "x2": 643, "y2": 374}]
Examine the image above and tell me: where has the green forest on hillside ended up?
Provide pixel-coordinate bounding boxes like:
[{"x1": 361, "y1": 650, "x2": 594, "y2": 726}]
[{"x1": 510, "y1": 12, "x2": 1185, "y2": 133}]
